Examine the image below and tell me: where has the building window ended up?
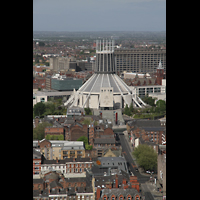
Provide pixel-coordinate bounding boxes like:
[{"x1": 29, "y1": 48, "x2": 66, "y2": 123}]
[{"x1": 40, "y1": 97, "x2": 45, "y2": 102}]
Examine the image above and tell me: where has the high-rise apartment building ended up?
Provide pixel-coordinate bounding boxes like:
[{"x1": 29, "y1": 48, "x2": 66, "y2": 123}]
[{"x1": 114, "y1": 49, "x2": 166, "y2": 73}]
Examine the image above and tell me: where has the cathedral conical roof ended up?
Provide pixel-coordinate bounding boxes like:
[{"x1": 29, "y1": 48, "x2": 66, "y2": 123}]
[{"x1": 78, "y1": 73, "x2": 131, "y2": 94}]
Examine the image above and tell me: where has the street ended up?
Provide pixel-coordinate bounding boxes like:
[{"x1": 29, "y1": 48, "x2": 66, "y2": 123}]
[{"x1": 118, "y1": 133, "x2": 155, "y2": 200}]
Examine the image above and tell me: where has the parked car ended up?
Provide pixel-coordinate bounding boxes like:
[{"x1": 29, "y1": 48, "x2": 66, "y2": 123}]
[{"x1": 146, "y1": 170, "x2": 154, "y2": 174}]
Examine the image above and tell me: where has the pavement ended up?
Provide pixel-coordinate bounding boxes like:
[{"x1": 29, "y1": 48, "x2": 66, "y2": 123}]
[{"x1": 117, "y1": 130, "x2": 166, "y2": 200}]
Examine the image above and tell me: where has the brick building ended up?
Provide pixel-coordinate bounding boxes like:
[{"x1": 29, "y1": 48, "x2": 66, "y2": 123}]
[
  {"x1": 94, "y1": 169, "x2": 141, "y2": 200},
  {"x1": 64, "y1": 121, "x2": 88, "y2": 141},
  {"x1": 127, "y1": 119, "x2": 165, "y2": 148},
  {"x1": 38, "y1": 139, "x2": 85, "y2": 160},
  {"x1": 40, "y1": 157, "x2": 93, "y2": 176},
  {"x1": 33, "y1": 149, "x2": 44, "y2": 176},
  {"x1": 89, "y1": 125, "x2": 115, "y2": 146},
  {"x1": 65, "y1": 157, "x2": 93, "y2": 174},
  {"x1": 33, "y1": 170, "x2": 95, "y2": 200},
  {"x1": 45, "y1": 127, "x2": 64, "y2": 137},
  {"x1": 33, "y1": 76, "x2": 46, "y2": 89}
]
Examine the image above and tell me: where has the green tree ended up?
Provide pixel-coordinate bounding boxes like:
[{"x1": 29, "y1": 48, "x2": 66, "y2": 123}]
[
  {"x1": 33, "y1": 122, "x2": 52, "y2": 140},
  {"x1": 77, "y1": 136, "x2": 93, "y2": 150},
  {"x1": 57, "y1": 134, "x2": 64, "y2": 140},
  {"x1": 142, "y1": 95, "x2": 156, "y2": 107},
  {"x1": 45, "y1": 134, "x2": 51, "y2": 140},
  {"x1": 44, "y1": 101, "x2": 55, "y2": 115},
  {"x1": 84, "y1": 107, "x2": 92, "y2": 115},
  {"x1": 33, "y1": 102, "x2": 46, "y2": 117},
  {"x1": 129, "y1": 102, "x2": 134, "y2": 113},
  {"x1": 155, "y1": 100, "x2": 166, "y2": 113},
  {"x1": 133, "y1": 144, "x2": 157, "y2": 171},
  {"x1": 77, "y1": 136, "x2": 88, "y2": 145},
  {"x1": 124, "y1": 104, "x2": 131, "y2": 116},
  {"x1": 45, "y1": 134, "x2": 64, "y2": 140},
  {"x1": 85, "y1": 144, "x2": 93, "y2": 150},
  {"x1": 82, "y1": 118, "x2": 91, "y2": 125}
]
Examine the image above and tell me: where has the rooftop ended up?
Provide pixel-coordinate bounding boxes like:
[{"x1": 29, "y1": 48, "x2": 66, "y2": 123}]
[
  {"x1": 78, "y1": 73, "x2": 131, "y2": 94},
  {"x1": 100, "y1": 188, "x2": 140, "y2": 199},
  {"x1": 34, "y1": 91, "x2": 72, "y2": 96}
]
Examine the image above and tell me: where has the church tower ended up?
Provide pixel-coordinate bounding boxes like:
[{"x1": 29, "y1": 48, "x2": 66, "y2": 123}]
[{"x1": 156, "y1": 59, "x2": 164, "y2": 85}]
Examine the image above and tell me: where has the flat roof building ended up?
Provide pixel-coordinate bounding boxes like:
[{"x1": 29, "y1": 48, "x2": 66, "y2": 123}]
[{"x1": 114, "y1": 48, "x2": 166, "y2": 73}]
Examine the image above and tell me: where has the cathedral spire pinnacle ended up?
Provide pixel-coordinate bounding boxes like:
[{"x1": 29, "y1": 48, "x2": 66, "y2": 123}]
[{"x1": 158, "y1": 59, "x2": 163, "y2": 69}]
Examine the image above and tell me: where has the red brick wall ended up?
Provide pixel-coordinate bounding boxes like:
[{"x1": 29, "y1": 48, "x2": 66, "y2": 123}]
[
  {"x1": 39, "y1": 140, "x2": 51, "y2": 148},
  {"x1": 70, "y1": 125, "x2": 88, "y2": 141},
  {"x1": 45, "y1": 127, "x2": 64, "y2": 136},
  {"x1": 33, "y1": 182, "x2": 43, "y2": 190},
  {"x1": 33, "y1": 158, "x2": 41, "y2": 175}
]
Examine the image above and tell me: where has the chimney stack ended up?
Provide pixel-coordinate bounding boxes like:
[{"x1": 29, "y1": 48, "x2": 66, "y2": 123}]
[
  {"x1": 48, "y1": 185, "x2": 51, "y2": 195},
  {"x1": 115, "y1": 174, "x2": 118, "y2": 188},
  {"x1": 96, "y1": 186, "x2": 101, "y2": 200}
]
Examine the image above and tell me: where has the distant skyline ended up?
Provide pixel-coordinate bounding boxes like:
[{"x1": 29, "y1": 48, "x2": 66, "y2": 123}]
[{"x1": 33, "y1": 0, "x2": 166, "y2": 32}]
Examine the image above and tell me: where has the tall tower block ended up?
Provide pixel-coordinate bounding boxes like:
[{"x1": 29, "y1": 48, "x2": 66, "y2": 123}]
[{"x1": 95, "y1": 40, "x2": 116, "y2": 74}]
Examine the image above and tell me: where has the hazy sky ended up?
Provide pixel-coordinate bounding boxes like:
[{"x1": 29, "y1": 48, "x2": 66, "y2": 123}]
[{"x1": 33, "y1": 0, "x2": 166, "y2": 32}]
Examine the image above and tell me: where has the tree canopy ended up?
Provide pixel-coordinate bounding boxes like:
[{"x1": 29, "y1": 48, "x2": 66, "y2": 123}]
[
  {"x1": 33, "y1": 121, "x2": 52, "y2": 140},
  {"x1": 45, "y1": 134, "x2": 64, "y2": 140},
  {"x1": 84, "y1": 107, "x2": 92, "y2": 115},
  {"x1": 142, "y1": 95, "x2": 156, "y2": 107},
  {"x1": 155, "y1": 100, "x2": 166, "y2": 113},
  {"x1": 77, "y1": 136, "x2": 88, "y2": 145},
  {"x1": 77, "y1": 136, "x2": 93, "y2": 150},
  {"x1": 33, "y1": 102, "x2": 46, "y2": 118},
  {"x1": 133, "y1": 144, "x2": 157, "y2": 171},
  {"x1": 124, "y1": 104, "x2": 131, "y2": 116}
]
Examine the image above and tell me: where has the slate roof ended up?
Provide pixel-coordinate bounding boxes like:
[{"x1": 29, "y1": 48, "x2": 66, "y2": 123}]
[
  {"x1": 33, "y1": 179, "x2": 43, "y2": 184},
  {"x1": 43, "y1": 159, "x2": 66, "y2": 164},
  {"x1": 94, "y1": 138, "x2": 115, "y2": 144},
  {"x1": 100, "y1": 188, "x2": 140, "y2": 199},
  {"x1": 50, "y1": 180, "x2": 63, "y2": 189},
  {"x1": 33, "y1": 149, "x2": 42, "y2": 159},
  {"x1": 128, "y1": 119, "x2": 161, "y2": 128},
  {"x1": 97, "y1": 157, "x2": 128, "y2": 173}
]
